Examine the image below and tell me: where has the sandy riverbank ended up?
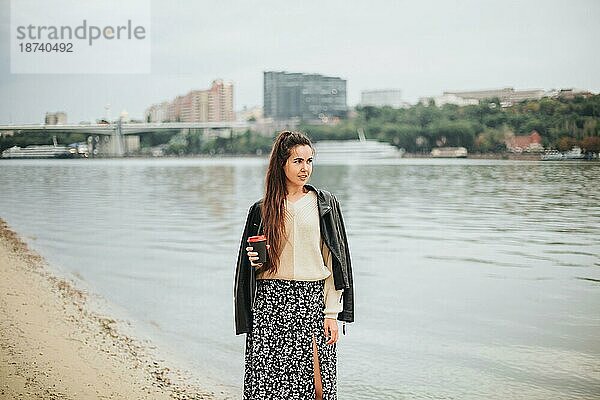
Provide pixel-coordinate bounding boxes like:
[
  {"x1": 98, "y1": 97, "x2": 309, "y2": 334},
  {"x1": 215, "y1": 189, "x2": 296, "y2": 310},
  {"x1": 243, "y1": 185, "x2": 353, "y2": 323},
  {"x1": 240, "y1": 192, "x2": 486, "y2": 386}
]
[{"x1": 0, "y1": 218, "x2": 223, "y2": 400}]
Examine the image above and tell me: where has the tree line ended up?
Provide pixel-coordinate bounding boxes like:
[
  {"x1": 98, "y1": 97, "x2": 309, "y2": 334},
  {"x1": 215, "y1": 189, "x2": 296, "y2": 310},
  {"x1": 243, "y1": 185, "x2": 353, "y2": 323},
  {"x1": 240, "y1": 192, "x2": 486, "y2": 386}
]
[
  {"x1": 301, "y1": 94, "x2": 600, "y2": 154},
  {"x1": 1, "y1": 94, "x2": 598, "y2": 155}
]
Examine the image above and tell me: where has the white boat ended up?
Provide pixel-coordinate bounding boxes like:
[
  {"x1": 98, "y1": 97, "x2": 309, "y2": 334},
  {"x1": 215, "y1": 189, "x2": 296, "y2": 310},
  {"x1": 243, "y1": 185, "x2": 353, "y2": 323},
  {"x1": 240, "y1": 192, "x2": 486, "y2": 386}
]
[
  {"x1": 540, "y1": 147, "x2": 586, "y2": 161},
  {"x1": 540, "y1": 149, "x2": 563, "y2": 161},
  {"x1": 431, "y1": 147, "x2": 468, "y2": 158},
  {"x1": 562, "y1": 146, "x2": 585, "y2": 160},
  {"x1": 1, "y1": 136, "x2": 75, "y2": 159},
  {"x1": 314, "y1": 129, "x2": 404, "y2": 163},
  {"x1": 1, "y1": 145, "x2": 76, "y2": 159}
]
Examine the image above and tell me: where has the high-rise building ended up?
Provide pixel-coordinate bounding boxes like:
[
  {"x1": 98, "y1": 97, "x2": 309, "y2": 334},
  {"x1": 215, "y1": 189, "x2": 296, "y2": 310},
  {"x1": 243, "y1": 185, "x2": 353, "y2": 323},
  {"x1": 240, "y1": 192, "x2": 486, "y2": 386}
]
[
  {"x1": 167, "y1": 96, "x2": 184, "y2": 122},
  {"x1": 208, "y1": 79, "x2": 234, "y2": 122},
  {"x1": 145, "y1": 80, "x2": 234, "y2": 123},
  {"x1": 264, "y1": 71, "x2": 347, "y2": 121},
  {"x1": 361, "y1": 89, "x2": 406, "y2": 108},
  {"x1": 146, "y1": 102, "x2": 169, "y2": 123},
  {"x1": 44, "y1": 111, "x2": 67, "y2": 125}
]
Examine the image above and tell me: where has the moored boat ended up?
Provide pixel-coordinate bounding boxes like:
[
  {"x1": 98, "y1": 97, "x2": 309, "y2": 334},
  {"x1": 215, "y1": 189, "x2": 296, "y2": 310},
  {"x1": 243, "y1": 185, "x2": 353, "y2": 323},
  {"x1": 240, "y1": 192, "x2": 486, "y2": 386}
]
[
  {"x1": 540, "y1": 149, "x2": 563, "y2": 161},
  {"x1": 1, "y1": 144, "x2": 76, "y2": 159},
  {"x1": 314, "y1": 129, "x2": 404, "y2": 162},
  {"x1": 541, "y1": 147, "x2": 586, "y2": 161},
  {"x1": 431, "y1": 147, "x2": 468, "y2": 158},
  {"x1": 562, "y1": 146, "x2": 585, "y2": 160}
]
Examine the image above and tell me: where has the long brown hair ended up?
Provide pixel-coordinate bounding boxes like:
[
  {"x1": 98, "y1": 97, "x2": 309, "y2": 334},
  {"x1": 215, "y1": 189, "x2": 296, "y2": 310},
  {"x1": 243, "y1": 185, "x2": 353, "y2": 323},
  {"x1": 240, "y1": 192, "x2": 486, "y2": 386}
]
[{"x1": 261, "y1": 130, "x2": 315, "y2": 275}]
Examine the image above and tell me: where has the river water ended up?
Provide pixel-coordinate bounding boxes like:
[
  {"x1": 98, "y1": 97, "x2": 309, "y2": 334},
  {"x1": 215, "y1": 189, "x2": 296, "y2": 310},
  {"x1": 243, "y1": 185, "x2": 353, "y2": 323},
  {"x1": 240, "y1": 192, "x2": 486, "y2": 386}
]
[{"x1": 0, "y1": 157, "x2": 598, "y2": 399}]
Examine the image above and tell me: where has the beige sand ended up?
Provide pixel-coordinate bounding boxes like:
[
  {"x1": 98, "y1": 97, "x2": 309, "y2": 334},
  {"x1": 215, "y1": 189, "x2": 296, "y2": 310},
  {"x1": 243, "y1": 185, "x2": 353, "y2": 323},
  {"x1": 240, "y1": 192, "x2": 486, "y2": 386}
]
[{"x1": 0, "y1": 218, "x2": 220, "y2": 400}]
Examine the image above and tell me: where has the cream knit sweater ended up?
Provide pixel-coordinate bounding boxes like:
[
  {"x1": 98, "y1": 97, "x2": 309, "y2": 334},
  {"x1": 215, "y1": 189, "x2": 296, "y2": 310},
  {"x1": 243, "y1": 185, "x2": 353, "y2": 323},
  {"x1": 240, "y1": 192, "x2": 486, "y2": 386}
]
[{"x1": 256, "y1": 190, "x2": 344, "y2": 319}]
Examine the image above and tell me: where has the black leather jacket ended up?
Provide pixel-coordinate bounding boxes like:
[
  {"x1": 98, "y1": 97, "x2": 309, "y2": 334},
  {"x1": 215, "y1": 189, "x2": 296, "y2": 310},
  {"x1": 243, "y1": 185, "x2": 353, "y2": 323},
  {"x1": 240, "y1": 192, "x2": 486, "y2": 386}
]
[{"x1": 234, "y1": 184, "x2": 355, "y2": 335}]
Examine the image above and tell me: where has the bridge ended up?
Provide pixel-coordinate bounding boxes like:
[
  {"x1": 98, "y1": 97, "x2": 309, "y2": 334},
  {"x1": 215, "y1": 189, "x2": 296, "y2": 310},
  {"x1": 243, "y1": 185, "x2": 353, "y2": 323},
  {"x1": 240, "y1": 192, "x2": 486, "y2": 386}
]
[{"x1": 0, "y1": 121, "x2": 252, "y2": 156}]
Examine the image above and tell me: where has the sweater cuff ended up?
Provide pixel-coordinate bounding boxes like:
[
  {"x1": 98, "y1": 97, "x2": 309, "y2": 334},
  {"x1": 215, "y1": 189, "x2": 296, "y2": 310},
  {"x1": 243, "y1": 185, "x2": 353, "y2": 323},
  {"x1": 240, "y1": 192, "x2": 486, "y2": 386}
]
[
  {"x1": 324, "y1": 293, "x2": 343, "y2": 319},
  {"x1": 321, "y1": 239, "x2": 343, "y2": 320},
  {"x1": 324, "y1": 273, "x2": 343, "y2": 320}
]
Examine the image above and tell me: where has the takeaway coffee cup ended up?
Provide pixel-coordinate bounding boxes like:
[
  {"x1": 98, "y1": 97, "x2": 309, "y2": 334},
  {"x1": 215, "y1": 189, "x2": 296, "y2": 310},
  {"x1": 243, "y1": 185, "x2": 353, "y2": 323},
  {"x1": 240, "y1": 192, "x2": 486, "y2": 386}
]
[{"x1": 247, "y1": 235, "x2": 267, "y2": 264}]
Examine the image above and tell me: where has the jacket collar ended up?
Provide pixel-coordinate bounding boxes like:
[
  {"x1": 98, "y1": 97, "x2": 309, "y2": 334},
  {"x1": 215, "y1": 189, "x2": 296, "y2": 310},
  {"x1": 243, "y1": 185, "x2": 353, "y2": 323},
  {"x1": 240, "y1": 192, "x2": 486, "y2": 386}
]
[{"x1": 303, "y1": 184, "x2": 332, "y2": 216}]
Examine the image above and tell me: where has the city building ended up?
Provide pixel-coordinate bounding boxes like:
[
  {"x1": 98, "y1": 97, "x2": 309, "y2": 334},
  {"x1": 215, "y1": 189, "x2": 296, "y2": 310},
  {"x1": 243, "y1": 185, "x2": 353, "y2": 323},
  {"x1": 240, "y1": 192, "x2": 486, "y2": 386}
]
[
  {"x1": 444, "y1": 87, "x2": 545, "y2": 107},
  {"x1": 237, "y1": 106, "x2": 263, "y2": 122},
  {"x1": 146, "y1": 102, "x2": 169, "y2": 123},
  {"x1": 419, "y1": 93, "x2": 479, "y2": 107},
  {"x1": 421, "y1": 87, "x2": 596, "y2": 108},
  {"x1": 163, "y1": 96, "x2": 181, "y2": 122},
  {"x1": 208, "y1": 80, "x2": 234, "y2": 122},
  {"x1": 547, "y1": 88, "x2": 595, "y2": 100},
  {"x1": 119, "y1": 110, "x2": 130, "y2": 122},
  {"x1": 264, "y1": 71, "x2": 347, "y2": 121},
  {"x1": 419, "y1": 87, "x2": 546, "y2": 108},
  {"x1": 145, "y1": 80, "x2": 234, "y2": 123},
  {"x1": 505, "y1": 130, "x2": 544, "y2": 153},
  {"x1": 360, "y1": 89, "x2": 408, "y2": 108},
  {"x1": 45, "y1": 111, "x2": 67, "y2": 125}
]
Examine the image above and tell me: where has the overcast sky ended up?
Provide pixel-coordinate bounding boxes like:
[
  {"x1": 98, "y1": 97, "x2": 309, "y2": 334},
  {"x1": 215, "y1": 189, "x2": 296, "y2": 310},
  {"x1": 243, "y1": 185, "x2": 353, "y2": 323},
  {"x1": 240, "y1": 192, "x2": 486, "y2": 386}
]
[{"x1": 1, "y1": 0, "x2": 599, "y2": 124}]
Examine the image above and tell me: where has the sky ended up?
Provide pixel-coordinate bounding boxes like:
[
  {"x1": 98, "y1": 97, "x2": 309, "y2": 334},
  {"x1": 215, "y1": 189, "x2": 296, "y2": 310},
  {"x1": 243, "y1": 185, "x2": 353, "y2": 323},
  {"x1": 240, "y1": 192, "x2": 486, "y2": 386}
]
[{"x1": 1, "y1": 0, "x2": 599, "y2": 124}]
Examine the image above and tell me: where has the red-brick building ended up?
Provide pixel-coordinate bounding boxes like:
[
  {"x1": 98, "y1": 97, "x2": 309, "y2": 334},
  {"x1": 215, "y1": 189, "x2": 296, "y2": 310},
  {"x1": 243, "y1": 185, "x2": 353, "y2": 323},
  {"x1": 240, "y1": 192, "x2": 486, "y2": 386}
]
[{"x1": 505, "y1": 130, "x2": 544, "y2": 153}]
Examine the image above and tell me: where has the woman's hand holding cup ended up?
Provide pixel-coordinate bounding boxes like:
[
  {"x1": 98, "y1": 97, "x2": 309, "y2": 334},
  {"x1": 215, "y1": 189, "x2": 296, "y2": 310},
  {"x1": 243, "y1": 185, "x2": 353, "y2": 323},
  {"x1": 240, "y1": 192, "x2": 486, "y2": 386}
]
[{"x1": 246, "y1": 235, "x2": 269, "y2": 268}]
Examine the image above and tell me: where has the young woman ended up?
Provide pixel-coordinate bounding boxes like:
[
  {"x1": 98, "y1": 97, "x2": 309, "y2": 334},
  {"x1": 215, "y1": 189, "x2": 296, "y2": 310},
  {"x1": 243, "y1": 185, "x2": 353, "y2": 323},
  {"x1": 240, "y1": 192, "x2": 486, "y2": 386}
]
[{"x1": 234, "y1": 130, "x2": 355, "y2": 400}]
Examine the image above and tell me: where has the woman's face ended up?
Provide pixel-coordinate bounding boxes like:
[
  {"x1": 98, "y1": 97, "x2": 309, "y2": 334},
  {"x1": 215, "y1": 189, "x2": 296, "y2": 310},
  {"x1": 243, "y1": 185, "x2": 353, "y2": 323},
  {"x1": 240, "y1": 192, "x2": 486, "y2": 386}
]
[{"x1": 284, "y1": 145, "x2": 313, "y2": 188}]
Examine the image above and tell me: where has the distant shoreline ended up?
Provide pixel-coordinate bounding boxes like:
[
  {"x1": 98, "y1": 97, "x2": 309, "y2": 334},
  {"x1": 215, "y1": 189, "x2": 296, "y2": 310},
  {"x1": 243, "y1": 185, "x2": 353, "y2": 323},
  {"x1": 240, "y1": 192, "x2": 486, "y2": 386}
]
[
  {"x1": 404, "y1": 152, "x2": 542, "y2": 161},
  {"x1": 0, "y1": 217, "x2": 224, "y2": 400},
  {"x1": 1, "y1": 152, "x2": 598, "y2": 161}
]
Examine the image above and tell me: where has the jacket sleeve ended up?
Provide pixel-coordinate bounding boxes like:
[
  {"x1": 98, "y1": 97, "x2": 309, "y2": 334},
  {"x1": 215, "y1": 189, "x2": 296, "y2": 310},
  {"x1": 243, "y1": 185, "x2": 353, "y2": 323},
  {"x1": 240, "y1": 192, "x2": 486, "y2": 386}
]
[
  {"x1": 332, "y1": 194, "x2": 354, "y2": 323},
  {"x1": 234, "y1": 203, "x2": 257, "y2": 335}
]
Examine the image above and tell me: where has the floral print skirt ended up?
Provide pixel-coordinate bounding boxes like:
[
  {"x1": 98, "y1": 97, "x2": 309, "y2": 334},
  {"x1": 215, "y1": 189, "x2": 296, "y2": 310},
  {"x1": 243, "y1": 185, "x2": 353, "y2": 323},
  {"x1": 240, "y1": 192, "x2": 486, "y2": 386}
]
[{"x1": 243, "y1": 278, "x2": 337, "y2": 400}]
